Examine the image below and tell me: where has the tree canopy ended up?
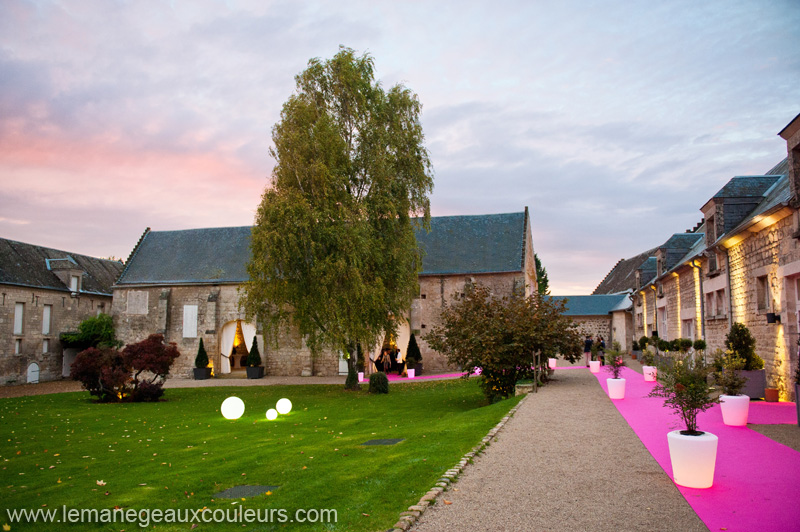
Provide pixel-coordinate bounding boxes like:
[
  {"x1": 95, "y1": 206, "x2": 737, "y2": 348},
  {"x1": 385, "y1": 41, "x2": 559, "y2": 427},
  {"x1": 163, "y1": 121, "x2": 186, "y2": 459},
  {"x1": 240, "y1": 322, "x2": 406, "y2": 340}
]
[
  {"x1": 534, "y1": 253, "x2": 549, "y2": 295},
  {"x1": 424, "y1": 284, "x2": 582, "y2": 400},
  {"x1": 243, "y1": 47, "x2": 434, "y2": 369}
]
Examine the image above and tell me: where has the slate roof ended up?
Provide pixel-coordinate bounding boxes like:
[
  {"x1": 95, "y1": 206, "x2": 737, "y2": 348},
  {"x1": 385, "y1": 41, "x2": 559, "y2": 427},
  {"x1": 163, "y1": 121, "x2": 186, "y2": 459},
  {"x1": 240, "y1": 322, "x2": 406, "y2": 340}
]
[
  {"x1": 0, "y1": 238, "x2": 123, "y2": 295},
  {"x1": 115, "y1": 211, "x2": 529, "y2": 286},
  {"x1": 548, "y1": 294, "x2": 630, "y2": 316},
  {"x1": 416, "y1": 212, "x2": 526, "y2": 275},
  {"x1": 712, "y1": 175, "x2": 781, "y2": 199},
  {"x1": 593, "y1": 247, "x2": 658, "y2": 295},
  {"x1": 116, "y1": 226, "x2": 253, "y2": 285},
  {"x1": 659, "y1": 233, "x2": 705, "y2": 271}
]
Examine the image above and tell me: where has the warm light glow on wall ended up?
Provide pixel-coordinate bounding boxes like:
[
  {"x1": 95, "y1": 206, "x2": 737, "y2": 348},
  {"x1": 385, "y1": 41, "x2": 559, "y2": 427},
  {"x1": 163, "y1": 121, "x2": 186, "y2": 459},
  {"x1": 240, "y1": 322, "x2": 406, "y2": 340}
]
[
  {"x1": 642, "y1": 290, "x2": 649, "y2": 334},
  {"x1": 693, "y1": 266, "x2": 702, "y2": 339},
  {"x1": 775, "y1": 325, "x2": 789, "y2": 401}
]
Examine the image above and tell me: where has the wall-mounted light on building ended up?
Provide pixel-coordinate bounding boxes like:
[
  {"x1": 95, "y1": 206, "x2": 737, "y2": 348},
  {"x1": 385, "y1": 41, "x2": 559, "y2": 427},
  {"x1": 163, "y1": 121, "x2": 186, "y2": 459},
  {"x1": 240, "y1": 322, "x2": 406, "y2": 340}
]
[{"x1": 766, "y1": 313, "x2": 781, "y2": 324}]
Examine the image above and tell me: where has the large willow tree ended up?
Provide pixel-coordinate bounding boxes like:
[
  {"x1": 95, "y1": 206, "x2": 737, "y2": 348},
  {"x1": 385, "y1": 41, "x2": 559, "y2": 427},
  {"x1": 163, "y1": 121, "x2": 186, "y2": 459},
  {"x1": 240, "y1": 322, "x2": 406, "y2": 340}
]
[{"x1": 242, "y1": 47, "x2": 434, "y2": 388}]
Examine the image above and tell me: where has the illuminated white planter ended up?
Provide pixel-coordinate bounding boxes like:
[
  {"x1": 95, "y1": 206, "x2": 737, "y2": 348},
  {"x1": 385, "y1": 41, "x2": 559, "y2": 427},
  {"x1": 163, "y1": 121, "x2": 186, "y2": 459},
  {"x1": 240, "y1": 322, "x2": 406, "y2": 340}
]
[
  {"x1": 667, "y1": 430, "x2": 718, "y2": 488},
  {"x1": 589, "y1": 361, "x2": 600, "y2": 373},
  {"x1": 276, "y1": 398, "x2": 293, "y2": 415},
  {"x1": 548, "y1": 358, "x2": 557, "y2": 370},
  {"x1": 643, "y1": 366, "x2": 657, "y2": 381},
  {"x1": 407, "y1": 368, "x2": 415, "y2": 379},
  {"x1": 358, "y1": 372, "x2": 364, "y2": 382},
  {"x1": 607, "y1": 378, "x2": 626, "y2": 399},
  {"x1": 266, "y1": 408, "x2": 278, "y2": 421},
  {"x1": 221, "y1": 397, "x2": 245, "y2": 420},
  {"x1": 719, "y1": 394, "x2": 749, "y2": 426}
]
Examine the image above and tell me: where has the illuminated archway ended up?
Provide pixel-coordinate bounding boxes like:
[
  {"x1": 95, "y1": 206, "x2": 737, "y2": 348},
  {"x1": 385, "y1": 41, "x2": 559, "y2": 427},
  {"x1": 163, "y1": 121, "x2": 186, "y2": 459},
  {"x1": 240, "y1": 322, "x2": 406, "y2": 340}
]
[{"x1": 219, "y1": 320, "x2": 256, "y2": 374}]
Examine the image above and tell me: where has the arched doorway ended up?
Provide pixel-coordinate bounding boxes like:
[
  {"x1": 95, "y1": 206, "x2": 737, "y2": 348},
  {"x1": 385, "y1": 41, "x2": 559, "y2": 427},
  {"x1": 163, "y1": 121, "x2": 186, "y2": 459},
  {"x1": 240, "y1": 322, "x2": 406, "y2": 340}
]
[
  {"x1": 371, "y1": 318, "x2": 411, "y2": 374},
  {"x1": 27, "y1": 362, "x2": 40, "y2": 384},
  {"x1": 219, "y1": 320, "x2": 256, "y2": 374}
]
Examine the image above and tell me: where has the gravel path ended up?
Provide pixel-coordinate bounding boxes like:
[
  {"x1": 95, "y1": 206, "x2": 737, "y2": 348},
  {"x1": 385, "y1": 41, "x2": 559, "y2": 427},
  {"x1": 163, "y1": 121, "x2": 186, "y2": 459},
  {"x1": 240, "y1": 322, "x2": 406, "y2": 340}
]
[{"x1": 411, "y1": 367, "x2": 708, "y2": 532}]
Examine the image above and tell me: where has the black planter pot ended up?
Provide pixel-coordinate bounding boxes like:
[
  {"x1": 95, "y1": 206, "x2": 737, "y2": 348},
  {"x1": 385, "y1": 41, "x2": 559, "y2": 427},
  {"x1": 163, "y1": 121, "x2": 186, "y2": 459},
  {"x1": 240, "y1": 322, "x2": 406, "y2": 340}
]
[
  {"x1": 738, "y1": 369, "x2": 766, "y2": 399},
  {"x1": 246, "y1": 366, "x2": 264, "y2": 379},
  {"x1": 193, "y1": 367, "x2": 212, "y2": 380},
  {"x1": 410, "y1": 362, "x2": 423, "y2": 376}
]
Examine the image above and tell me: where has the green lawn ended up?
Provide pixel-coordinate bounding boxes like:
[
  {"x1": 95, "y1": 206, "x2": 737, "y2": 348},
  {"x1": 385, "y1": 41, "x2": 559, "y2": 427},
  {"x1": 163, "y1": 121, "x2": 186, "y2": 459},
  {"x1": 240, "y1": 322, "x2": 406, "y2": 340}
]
[{"x1": 1, "y1": 378, "x2": 521, "y2": 531}]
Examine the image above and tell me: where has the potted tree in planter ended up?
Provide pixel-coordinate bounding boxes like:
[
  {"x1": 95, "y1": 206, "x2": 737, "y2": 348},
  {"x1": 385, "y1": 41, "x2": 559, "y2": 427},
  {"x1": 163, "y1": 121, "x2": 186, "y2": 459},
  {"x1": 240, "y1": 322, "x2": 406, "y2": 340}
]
[
  {"x1": 245, "y1": 336, "x2": 264, "y2": 379},
  {"x1": 713, "y1": 351, "x2": 748, "y2": 426},
  {"x1": 725, "y1": 323, "x2": 765, "y2": 399},
  {"x1": 641, "y1": 346, "x2": 657, "y2": 382},
  {"x1": 693, "y1": 339, "x2": 707, "y2": 362},
  {"x1": 631, "y1": 337, "x2": 642, "y2": 360},
  {"x1": 406, "y1": 333, "x2": 423, "y2": 377},
  {"x1": 605, "y1": 350, "x2": 627, "y2": 399},
  {"x1": 193, "y1": 338, "x2": 212, "y2": 380},
  {"x1": 649, "y1": 354, "x2": 719, "y2": 488},
  {"x1": 589, "y1": 343, "x2": 601, "y2": 373}
]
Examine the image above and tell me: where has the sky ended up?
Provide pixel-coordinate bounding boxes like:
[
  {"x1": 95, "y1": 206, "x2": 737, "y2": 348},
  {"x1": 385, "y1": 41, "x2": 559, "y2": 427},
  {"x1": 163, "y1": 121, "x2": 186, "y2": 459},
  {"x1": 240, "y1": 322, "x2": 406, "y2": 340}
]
[{"x1": 1, "y1": 0, "x2": 798, "y2": 295}]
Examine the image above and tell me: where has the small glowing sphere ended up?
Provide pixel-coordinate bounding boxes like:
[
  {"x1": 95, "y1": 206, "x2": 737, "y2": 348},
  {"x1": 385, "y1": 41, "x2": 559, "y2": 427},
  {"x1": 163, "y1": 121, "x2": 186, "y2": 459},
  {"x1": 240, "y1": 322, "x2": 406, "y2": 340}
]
[
  {"x1": 276, "y1": 398, "x2": 292, "y2": 415},
  {"x1": 266, "y1": 408, "x2": 278, "y2": 421},
  {"x1": 221, "y1": 396, "x2": 245, "y2": 420}
]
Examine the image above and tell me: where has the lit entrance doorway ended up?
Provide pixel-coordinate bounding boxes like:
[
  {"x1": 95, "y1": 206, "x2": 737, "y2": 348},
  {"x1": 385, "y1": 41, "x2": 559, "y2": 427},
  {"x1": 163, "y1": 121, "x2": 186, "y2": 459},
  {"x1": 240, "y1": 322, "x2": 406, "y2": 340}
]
[
  {"x1": 220, "y1": 320, "x2": 256, "y2": 375},
  {"x1": 371, "y1": 318, "x2": 411, "y2": 375}
]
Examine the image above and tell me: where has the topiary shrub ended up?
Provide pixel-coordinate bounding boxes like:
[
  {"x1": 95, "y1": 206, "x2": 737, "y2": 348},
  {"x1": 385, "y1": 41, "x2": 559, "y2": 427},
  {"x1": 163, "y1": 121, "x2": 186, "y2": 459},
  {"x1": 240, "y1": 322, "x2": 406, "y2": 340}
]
[
  {"x1": 725, "y1": 322, "x2": 764, "y2": 371},
  {"x1": 639, "y1": 336, "x2": 650, "y2": 351},
  {"x1": 368, "y1": 371, "x2": 389, "y2": 394},
  {"x1": 693, "y1": 339, "x2": 707, "y2": 352},
  {"x1": 247, "y1": 336, "x2": 262, "y2": 366},
  {"x1": 406, "y1": 333, "x2": 422, "y2": 368},
  {"x1": 678, "y1": 338, "x2": 693, "y2": 353},
  {"x1": 195, "y1": 338, "x2": 209, "y2": 369},
  {"x1": 657, "y1": 339, "x2": 670, "y2": 352}
]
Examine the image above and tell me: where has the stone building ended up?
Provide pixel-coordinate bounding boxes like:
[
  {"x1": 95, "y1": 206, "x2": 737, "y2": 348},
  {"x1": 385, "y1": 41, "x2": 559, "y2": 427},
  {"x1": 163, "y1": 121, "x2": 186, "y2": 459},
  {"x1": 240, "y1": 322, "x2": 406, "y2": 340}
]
[
  {"x1": 112, "y1": 209, "x2": 537, "y2": 377},
  {"x1": 0, "y1": 238, "x2": 123, "y2": 385},
  {"x1": 547, "y1": 294, "x2": 632, "y2": 351},
  {"x1": 593, "y1": 113, "x2": 800, "y2": 400}
]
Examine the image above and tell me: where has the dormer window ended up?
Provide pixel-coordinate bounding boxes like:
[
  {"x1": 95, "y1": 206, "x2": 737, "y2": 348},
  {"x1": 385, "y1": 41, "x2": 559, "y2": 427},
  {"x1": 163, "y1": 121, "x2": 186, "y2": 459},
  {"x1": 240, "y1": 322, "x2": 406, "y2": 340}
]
[
  {"x1": 706, "y1": 215, "x2": 716, "y2": 245},
  {"x1": 70, "y1": 275, "x2": 80, "y2": 293},
  {"x1": 657, "y1": 258, "x2": 663, "y2": 277}
]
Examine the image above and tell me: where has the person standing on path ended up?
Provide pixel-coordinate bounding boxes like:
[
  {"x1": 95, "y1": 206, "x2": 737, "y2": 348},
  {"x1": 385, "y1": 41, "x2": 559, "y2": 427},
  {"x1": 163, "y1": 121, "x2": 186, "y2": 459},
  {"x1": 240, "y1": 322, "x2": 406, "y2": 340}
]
[{"x1": 583, "y1": 335, "x2": 593, "y2": 366}]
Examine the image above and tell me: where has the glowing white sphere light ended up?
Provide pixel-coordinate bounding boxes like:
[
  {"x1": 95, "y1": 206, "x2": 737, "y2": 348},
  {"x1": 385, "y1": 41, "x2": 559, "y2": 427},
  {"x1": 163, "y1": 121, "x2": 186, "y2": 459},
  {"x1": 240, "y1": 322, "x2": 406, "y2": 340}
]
[
  {"x1": 276, "y1": 398, "x2": 292, "y2": 415},
  {"x1": 221, "y1": 396, "x2": 245, "y2": 420},
  {"x1": 266, "y1": 408, "x2": 278, "y2": 421}
]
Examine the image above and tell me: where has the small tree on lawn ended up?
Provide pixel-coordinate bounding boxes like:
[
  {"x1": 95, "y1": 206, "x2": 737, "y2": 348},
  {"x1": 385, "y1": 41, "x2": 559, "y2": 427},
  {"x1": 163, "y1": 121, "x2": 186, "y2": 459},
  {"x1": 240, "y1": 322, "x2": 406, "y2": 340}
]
[
  {"x1": 425, "y1": 285, "x2": 582, "y2": 401},
  {"x1": 122, "y1": 334, "x2": 181, "y2": 402}
]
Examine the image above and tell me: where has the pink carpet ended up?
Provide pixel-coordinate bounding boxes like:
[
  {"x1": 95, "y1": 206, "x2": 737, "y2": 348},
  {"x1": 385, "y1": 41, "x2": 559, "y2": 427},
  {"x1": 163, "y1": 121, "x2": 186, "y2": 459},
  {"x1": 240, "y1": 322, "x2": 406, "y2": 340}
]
[
  {"x1": 593, "y1": 366, "x2": 800, "y2": 532},
  {"x1": 380, "y1": 372, "x2": 468, "y2": 382},
  {"x1": 747, "y1": 401, "x2": 798, "y2": 425}
]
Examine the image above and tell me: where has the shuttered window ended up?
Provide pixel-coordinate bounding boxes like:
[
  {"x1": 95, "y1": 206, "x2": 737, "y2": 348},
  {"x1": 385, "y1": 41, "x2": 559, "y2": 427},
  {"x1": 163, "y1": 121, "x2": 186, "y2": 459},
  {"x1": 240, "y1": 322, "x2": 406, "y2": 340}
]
[
  {"x1": 14, "y1": 303, "x2": 24, "y2": 335},
  {"x1": 183, "y1": 304, "x2": 198, "y2": 338},
  {"x1": 42, "y1": 304, "x2": 52, "y2": 335}
]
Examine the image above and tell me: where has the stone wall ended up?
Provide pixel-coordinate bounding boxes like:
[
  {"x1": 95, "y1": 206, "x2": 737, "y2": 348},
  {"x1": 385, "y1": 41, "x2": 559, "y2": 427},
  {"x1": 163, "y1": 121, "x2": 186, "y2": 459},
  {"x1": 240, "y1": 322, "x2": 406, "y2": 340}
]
[
  {"x1": 412, "y1": 272, "x2": 524, "y2": 372},
  {"x1": 573, "y1": 316, "x2": 611, "y2": 344},
  {"x1": 112, "y1": 284, "x2": 338, "y2": 378},
  {"x1": 0, "y1": 285, "x2": 112, "y2": 385}
]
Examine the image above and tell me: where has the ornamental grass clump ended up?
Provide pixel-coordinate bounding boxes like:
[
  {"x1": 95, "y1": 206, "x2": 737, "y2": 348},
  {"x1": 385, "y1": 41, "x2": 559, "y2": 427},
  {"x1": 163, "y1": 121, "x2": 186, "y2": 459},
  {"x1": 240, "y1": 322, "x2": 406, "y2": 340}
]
[
  {"x1": 604, "y1": 350, "x2": 626, "y2": 379},
  {"x1": 369, "y1": 372, "x2": 389, "y2": 394},
  {"x1": 648, "y1": 354, "x2": 717, "y2": 435}
]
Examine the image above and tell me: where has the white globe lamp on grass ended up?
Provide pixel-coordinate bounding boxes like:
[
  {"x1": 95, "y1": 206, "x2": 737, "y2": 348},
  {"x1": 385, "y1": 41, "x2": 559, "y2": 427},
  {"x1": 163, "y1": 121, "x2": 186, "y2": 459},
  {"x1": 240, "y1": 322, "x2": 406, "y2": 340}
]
[
  {"x1": 276, "y1": 398, "x2": 293, "y2": 415},
  {"x1": 266, "y1": 408, "x2": 278, "y2": 421},
  {"x1": 221, "y1": 397, "x2": 245, "y2": 420}
]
